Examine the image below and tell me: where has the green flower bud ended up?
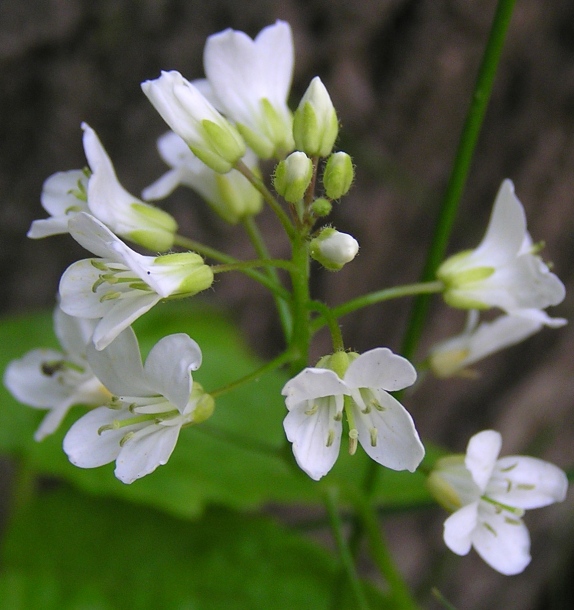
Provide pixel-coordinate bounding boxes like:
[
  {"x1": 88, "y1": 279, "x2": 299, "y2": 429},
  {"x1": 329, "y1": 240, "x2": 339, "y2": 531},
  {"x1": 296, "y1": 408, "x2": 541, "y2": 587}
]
[
  {"x1": 153, "y1": 252, "x2": 214, "y2": 297},
  {"x1": 293, "y1": 77, "x2": 339, "y2": 157},
  {"x1": 310, "y1": 227, "x2": 359, "y2": 271},
  {"x1": 190, "y1": 382, "x2": 215, "y2": 424},
  {"x1": 273, "y1": 151, "x2": 313, "y2": 203},
  {"x1": 323, "y1": 152, "x2": 354, "y2": 199},
  {"x1": 311, "y1": 197, "x2": 332, "y2": 217}
]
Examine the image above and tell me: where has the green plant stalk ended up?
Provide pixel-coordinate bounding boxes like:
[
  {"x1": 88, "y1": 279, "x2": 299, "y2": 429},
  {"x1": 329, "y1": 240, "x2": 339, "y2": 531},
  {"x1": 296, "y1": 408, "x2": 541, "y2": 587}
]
[
  {"x1": 211, "y1": 258, "x2": 296, "y2": 274},
  {"x1": 350, "y1": 490, "x2": 420, "y2": 610},
  {"x1": 401, "y1": 0, "x2": 517, "y2": 362},
  {"x1": 310, "y1": 281, "x2": 444, "y2": 335},
  {"x1": 174, "y1": 234, "x2": 290, "y2": 301},
  {"x1": 325, "y1": 487, "x2": 371, "y2": 610},
  {"x1": 209, "y1": 348, "x2": 295, "y2": 399},
  {"x1": 309, "y1": 300, "x2": 345, "y2": 352},
  {"x1": 242, "y1": 216, "x2": 293, "y2": 340},
  {"x1": 288, "y1": 234, "x2": 311, "y2": 374},
  {"x1": 236, "y1": 160, "x2": 296, "y2": 240}
]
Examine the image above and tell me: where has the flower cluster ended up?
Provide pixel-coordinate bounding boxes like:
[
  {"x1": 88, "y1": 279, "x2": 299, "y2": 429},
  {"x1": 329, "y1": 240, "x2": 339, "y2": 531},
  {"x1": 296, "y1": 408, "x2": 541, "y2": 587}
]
[{"x1": 3, "y1": 19, "x2": 568, "y2": 583}]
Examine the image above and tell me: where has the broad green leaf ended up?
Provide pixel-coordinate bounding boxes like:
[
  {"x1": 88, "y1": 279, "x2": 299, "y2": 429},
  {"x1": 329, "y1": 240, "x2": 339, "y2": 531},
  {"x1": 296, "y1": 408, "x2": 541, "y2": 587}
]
[
  {"x1": 0, "y1": 486, "x2": 390, "y2": 609},
  {"x1": 0, "y1": 302, "x2": 435, "y2": 518}
]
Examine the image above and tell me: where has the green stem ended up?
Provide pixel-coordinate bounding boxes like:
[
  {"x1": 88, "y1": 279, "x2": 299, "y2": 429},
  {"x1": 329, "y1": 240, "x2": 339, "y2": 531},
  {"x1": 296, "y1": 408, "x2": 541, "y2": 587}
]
[
  {"x1": 242, "y1": 216, "x2": 293, "y2": 340},
  {"x1": 288, "y1": 235, "x2": 311, "y2": 374},
  {"x1": 310, "y1": 281, "x2": 444, "y2": 334},
  {"x1": 212, "y1": 258, "x2": 296, "y2": 274},
  {"x1": 209, "y1": 348, "x2": 295, "y2": 399},
  {"x1": 325, "y1": 487, "x2": 371, "y2": 610},
  {"x1": 308, "y1": 300, "x2": 344, "y2": 351},
  {"x1": 174, "y1": 234, "x2": 290, "y2": 301},
  {"x1": 350, "y1": 490, "x2": 420, "y2": 610},
  {"x1": 401, "y1": 0, "x2": 517, "y2": 361},
  {"x1": 235, "y1": 160, "x2": 296, "y2": 239}
]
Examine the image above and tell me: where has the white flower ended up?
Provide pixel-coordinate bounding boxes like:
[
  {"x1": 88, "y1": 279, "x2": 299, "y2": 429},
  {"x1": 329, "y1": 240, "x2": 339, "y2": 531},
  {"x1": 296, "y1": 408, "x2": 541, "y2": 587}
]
[
  {"x1": 27, "y1": 169, "x2": 90, "y2": 239},
  {"x1": 202, "y1": 20, "x2": 295, "y2": 159},
  {"x1": 282, "y1": 348, "x2": 424, "y2": 481},
  {"x1": 429, "y1": 430, "x2": 568, "y2": 575},
  {"x1": 63, "y1": 327, "x2": 213, "y2": 483},
  {"x1": 80, "y1": 123, "x2": 178, "y2": 251},
  {"x1": 28, "y1": 125, "x2": 177, "y2": 251},
  {"x1": 141, "y1": 71, "x2": 246, "y2": 173},
  {"x1": 59, "y1": 212, "x2": 213, "y2": 350},
  {"x1": 3, "y1": 307, "x2": 108, "y2": 441},
  {"x1": 437, "y1": 179, "x2": 565, "y2": 313},
  {"x1": 429, "y1": 309, "x2": 567, "y2": 378},
  {"x1": 142, "y1": 131, "x2": 262, "y2": 223}
]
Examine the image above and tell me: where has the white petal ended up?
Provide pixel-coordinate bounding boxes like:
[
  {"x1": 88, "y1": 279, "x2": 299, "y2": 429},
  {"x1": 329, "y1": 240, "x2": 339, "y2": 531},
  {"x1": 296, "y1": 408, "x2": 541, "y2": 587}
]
[
  {"x1": 352, "y1": 390, "x2": 425, "y2": 472},
  {"x1": 3, "y1": 348, "x2": 69, "y2": 408},
  {"x1": 510, "y1": 308, "x2": 567, "y2": 328},
  {"x1": 34, "y1": 403, "x2": 75, "y2": 441},
  {"x1": 68, "y1": 212, "x2": 121, "y2": 259},
  {"x1": 86, "y1": 327, "x2": 148, "y2": 396},
  {"x1": 27, "y1": 217, "x2": 72, "y2": 239},
  {"x1": 465, "y1": 430, "x2": 501, "y2": 492},
  {"x1": 443, "y1": 502, "x2": 479, "y2": 555},
  {"x1": 472, "y1": 502, "x2": 531, "y2": 575},
  {"x1": 144, "y1": 333, "x2": 202, "y2": 411},
  {"x1": 91, "y1": 292, "x2": 161, "y2": 351},
  {"x1": 63, "y1": 407, "x2": 127, "y2": 468},
  {"x1": 281, "y1": 368, "x2": 349, "y2": 410},
  {"x1": 40, "y1": 169, "x2": 88, "y2": 216},
  {"x1": 471, "y1": 180, "x2": 527, "y2": 267},
  {"x1": 142, "y1": 168, "x2": 187, "y2": 201},
  {"x1": 114, "y1": 423, "x2": 182, "y2": 483},
  {"x1": 59, "y1": 259, "x2": 116, "y2": 319},
  {"x1": 344, "y1": 347, "x2": 417, "y2": 392},
  {"x1": 53, "y1": 306, "x2": 96, "y2": 357},
  {"x1": 283, "y1": 402, "x2": 341, "y2": 480},
  {"x1": 489, "y1": 456, "x2": 568, "y2": 509},
  {"x1": 204, "y1": 21, "x2": 293, "y2": 124}
]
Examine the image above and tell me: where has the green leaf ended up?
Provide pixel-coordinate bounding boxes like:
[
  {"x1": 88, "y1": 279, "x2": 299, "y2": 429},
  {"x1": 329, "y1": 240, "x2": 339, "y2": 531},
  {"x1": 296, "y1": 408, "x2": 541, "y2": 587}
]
[
  {"x1": 0, "y1": 302, "x2": 435, "y2": 519},
  {"x1": 0, "y1": 485, "x2": 389, "y2": 609}
]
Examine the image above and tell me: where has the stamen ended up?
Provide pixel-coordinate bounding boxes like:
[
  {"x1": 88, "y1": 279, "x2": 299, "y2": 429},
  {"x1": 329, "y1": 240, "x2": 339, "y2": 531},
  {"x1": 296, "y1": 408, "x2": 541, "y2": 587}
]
[
  {"x1": 120, "y1": 431, "x2": 135, "y2": 447},
  {"x1": 348, "y1": 428, "x2": 358, "y2": 455},
  {"x1": 326, "y1": 429, "x2": 335, "y2": 447},
  {"x1": 369, "y1": 427, "x2": 378, "y2": 447},
  {"x1": 100, "y1": 291, "x2": 122, "y2": 302},
  {"x1": 305, "y1": 403, "x2": 319, "y2": 416}
]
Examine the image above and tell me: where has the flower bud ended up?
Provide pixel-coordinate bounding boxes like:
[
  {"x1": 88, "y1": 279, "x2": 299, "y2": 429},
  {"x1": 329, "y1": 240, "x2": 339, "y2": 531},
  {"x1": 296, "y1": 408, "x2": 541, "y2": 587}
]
[
  {"x1": 311, "y1": 197, "x2": 332, "y2": 217},
  {"x1": 310, "y1": 228, "x2": 359, "y2": 271},
  {"x1": 153, "y1": 252, "x2": 214, "y2": 297},
  {"x1": 141, "y1": 71, "x2": 245, "y2": 173},
  {"x1": 190, "y1": 382, "x2": 215, "y2": 424},
  {"x1": 323, "y1": 152, "x2": 354, "y2": 199},
  {"x1": 273, "y1": 151, "x2": 313, "y2": 203},
  {"x1": 293, "y1": 77, "x2": 339, "y2": 157}
]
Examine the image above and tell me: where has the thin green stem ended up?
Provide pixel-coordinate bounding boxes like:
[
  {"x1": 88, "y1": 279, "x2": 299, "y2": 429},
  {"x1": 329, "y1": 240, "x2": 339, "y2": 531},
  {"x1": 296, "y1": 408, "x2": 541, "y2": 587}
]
[
  {"x1": 350, "y1": 490, "x2": 420, "y2": 610},
  {"x1": 173, "y1": 234, "x2": 236, "y2": 264},
  {"x1": 308, "y1": 300, "x2": 344, "y2": 352},
  {"x1": 288, "y1": 235, "x2": 311, "y2": 374},
  {"x1": 209, "y1": 348, "x2": 295, "y2": 399},
  {"x1": 310, "y1": 281, "x2": 444, "y2": 334},
  {"x1": 174, "y1": 233, "x2": 290, "y2": 301},
  {"x1": 212, "y1": 258, "x2": 296, "y2": 274},
  {"x1": 242, "y1": 216, "x2": 293, "y2": 340},
  {"x1": 325, "y1": 487, "x2": 371, "y2": 610},
  {"x1": 235, "y1": 160, "x2": 296, "y2": 239},
  {"x1": 401, "y1": 0, "x2": 517, "y2": 361}
]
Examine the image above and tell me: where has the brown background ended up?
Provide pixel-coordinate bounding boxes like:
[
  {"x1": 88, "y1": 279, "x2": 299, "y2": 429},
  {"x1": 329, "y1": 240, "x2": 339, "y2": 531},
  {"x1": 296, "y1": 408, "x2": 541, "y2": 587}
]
[{"x1": 1, "y1": 1, "x2": 573, "y2": 608}]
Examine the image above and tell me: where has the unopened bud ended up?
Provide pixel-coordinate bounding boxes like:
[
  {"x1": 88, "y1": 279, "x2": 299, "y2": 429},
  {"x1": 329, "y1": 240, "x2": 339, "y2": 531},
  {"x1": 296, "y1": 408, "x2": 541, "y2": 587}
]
[
  {"x1": 293, "y1": 77, "x2": 339, "y2": 158},
  {"x1": 310, "y1": 228, "x2": 359, "y2": 271},
  {"x1": 323, "y1": 152, "x2": 354, "y2": 199},
  {"x1": 311, "y1": 197, "x2": 332, "y2": 217},
  {"x1": 273, "y1": 151, "x2": 313, "y2": 203}
]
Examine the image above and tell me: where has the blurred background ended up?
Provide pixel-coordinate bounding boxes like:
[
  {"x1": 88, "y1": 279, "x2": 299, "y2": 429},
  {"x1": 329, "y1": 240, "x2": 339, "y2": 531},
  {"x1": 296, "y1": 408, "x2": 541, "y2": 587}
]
[{"x1": 1, "y1": 0, "x2": 573, "y2": 608}]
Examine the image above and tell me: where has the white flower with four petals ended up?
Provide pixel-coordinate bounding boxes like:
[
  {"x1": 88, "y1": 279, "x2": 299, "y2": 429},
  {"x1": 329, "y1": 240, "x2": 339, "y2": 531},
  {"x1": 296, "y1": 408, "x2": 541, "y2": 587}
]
[{"x1": 282, "y1": 348, "x2": 425, "y2": 481}]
